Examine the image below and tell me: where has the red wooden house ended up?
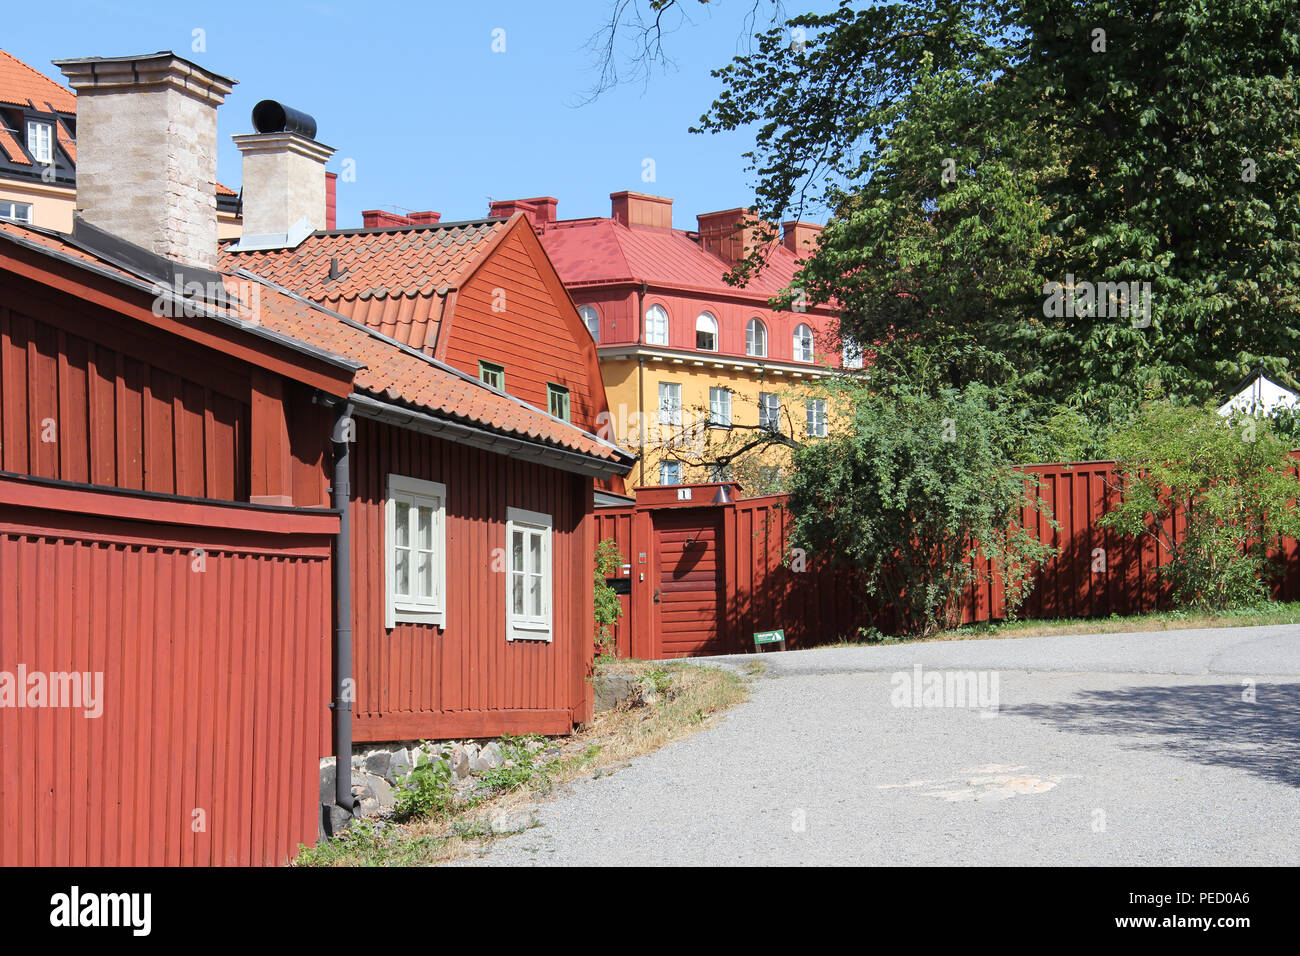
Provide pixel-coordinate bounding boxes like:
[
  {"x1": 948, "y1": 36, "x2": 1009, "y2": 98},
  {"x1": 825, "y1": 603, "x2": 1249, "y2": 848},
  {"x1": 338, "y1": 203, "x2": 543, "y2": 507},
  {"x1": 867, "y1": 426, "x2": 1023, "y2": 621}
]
[{"x1": 0, "y1": 51, "x2": 633, "y2": 866}]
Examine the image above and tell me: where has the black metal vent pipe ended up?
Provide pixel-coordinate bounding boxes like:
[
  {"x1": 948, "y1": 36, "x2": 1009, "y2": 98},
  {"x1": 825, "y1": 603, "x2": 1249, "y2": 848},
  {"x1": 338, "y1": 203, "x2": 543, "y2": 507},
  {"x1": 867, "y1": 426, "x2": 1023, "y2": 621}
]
[{"x1": 252, "y1": 99, "x2": 318, "y2": 139}]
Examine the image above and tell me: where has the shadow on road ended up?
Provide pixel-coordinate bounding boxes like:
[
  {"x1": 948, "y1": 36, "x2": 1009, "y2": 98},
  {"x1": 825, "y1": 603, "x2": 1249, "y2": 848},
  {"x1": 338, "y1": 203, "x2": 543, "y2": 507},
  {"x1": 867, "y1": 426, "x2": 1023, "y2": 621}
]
[{"x1": 1008, "y1": 683, "x2": 1300, "y2": 788}]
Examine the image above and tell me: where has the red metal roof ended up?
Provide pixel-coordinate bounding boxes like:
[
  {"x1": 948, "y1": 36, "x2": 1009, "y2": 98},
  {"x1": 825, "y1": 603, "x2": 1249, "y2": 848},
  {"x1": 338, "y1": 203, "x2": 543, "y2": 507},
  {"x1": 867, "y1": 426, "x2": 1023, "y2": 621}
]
[
  {"x1": 0, "y1": 220, "x2": 631, "y2": 470},
  {"x1": 221, "y1": 218, "x2": 508, "y2": 353},
  {"x1": 538, "y1": 216, "x2": 814, "y2": 302}
]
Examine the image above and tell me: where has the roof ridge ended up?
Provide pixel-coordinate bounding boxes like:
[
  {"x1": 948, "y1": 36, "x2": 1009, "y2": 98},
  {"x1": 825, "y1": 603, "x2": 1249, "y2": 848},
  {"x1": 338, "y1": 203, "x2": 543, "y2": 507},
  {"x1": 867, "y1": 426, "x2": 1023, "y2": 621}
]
[{"x1": 309, "y1": 215, "x2": 508, "y2": 238}]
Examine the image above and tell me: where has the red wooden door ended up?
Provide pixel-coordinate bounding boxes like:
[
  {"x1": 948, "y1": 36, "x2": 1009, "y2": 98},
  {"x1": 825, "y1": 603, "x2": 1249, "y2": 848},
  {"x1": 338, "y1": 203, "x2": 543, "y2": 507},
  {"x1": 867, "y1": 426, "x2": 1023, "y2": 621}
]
[{"x1": 652, "y1": 509, "x2": 725, "y2": 657}]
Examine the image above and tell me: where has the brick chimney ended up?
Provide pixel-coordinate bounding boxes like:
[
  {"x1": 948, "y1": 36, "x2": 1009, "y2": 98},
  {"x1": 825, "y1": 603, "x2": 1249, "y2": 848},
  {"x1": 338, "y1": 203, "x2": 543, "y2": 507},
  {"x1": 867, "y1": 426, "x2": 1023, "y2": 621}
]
[
  {"x1": 361, "y1": 209, "x2": 440, "y2": 228},
  {"x1": 610, "y1": 191, "x2": 672, "y2": 229},
  {"x1": 782, "y1": 220, "x2": 823, "y2": 256},
  {"x1": 489, "y1": 197, "x2": 557, "y2": 229},
  {"x1": 232, "y1": 100, "x2": 334, "y2": 243},
  {"x1": 326, "y1": 171, "x2": 338, "y2": 230},
  {"x1": 697, "y1": 207, "x2": 768, "y2": 267},
  {"x1": 53, "y1": 52, "x2": 235, "y2": 269}
]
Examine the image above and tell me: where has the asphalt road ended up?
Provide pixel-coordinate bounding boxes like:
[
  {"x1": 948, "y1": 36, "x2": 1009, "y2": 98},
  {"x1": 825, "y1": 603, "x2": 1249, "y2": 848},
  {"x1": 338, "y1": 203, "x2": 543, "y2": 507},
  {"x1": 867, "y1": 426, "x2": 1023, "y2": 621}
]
[{"x1": 456, "y1": 625, "x2": 1300, "y2": 866}]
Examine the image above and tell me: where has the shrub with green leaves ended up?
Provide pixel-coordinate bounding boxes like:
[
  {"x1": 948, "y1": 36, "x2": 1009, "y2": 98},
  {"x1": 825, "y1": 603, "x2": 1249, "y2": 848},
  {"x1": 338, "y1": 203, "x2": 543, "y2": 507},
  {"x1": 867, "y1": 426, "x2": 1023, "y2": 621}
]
[
  {"x1": 392, "y1": 748, "x2": 455, "y2": 822},
  {"x1": 593, "y1": 538, "x2": 625, "y2": 653},
  {"x1": 1097, "y1": 402, "x2": 1300, "y2": 611},
  {"x1": 786, "y1": 381, "x2": 1057, "y2": 636}
]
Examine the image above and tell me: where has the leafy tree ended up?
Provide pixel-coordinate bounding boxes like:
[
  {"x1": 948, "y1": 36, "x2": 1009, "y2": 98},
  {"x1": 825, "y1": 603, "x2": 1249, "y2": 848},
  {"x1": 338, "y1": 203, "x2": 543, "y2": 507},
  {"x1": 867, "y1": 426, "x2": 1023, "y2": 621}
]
[
  {"x1": 785, "y1": 379, "x2": 1057, "y2": 635},
  {"x1": 1097, "y1": 402, "x2": 1300, "y2": 610},
  {"x1": 694, "y1": 0, "x2": 1300, "y2": 427}
]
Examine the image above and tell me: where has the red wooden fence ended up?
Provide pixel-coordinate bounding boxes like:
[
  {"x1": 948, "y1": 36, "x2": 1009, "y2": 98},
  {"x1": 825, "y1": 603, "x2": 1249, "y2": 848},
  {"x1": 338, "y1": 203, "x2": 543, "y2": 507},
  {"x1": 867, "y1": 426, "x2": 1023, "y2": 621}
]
[{"x1": 596, "y1": 463, "x2": 1300, "y2": 659}]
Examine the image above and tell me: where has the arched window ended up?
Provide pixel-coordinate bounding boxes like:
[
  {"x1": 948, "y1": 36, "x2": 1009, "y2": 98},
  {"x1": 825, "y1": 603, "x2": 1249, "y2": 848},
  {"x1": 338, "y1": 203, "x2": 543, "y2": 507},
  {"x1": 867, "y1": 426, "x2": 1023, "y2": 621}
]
[
  {"x1": 578, "y1": 304, "x2": 600, "y2": 342},
  {"x1": 745, "y1": 318, "x2": 767, "y2": 357},
  {"x1": 645, "y1": 304, "x2": 669, "y2": 345},
  {"x1": 696, "y1": 312, "x2": 718, "y2": 351},
  {"x1": 842, "y1": 338, "x2": 864, "y2": 369},
  {"x1": 793, "y1": 323, "x2": 814, "y2": 362}
]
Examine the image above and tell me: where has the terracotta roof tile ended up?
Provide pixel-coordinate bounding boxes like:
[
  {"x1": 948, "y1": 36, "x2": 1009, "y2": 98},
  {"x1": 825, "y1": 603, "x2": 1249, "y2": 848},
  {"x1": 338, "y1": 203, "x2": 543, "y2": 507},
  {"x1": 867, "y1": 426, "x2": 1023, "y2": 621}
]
[
  {"x1": 0, "y1": 124, "x2": 31, "y2": 165},
  {"x1": 0, "y1": 50, "x2": 76, "y2": 113},
  {"x1": 220, "y1": 219, "x2": 506, "y2": 353}
]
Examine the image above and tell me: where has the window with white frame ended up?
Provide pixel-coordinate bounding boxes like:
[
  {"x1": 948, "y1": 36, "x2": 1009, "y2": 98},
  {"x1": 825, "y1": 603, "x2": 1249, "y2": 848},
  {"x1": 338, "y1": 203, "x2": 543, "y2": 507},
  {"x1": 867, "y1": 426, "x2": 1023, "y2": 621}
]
[
  {"x1": 658, "y1": 381, "x2": 682, "y2": 426},
  {"x1": 578, "y1": 304, "x2": 600, "y2": 342},
  {"x1": 26, "y1": 120, "x2": 53, "y2": 165},
  {"x1": 806, "y1": 398, "x2": 828, "y2": 437},
  {"x1": 645, "y1": 304, "x2": 669, "y2": 345},
  {"x1": 506, "y1": 507, "x2": 553, "y2": 641},
  {"x1": 695, "y1": 311, "x2": 718, "y2": 351},
  {"x1": 385, "y1": 474, "x2": 447, "y2": 628},
  {"x1": 793, "y1": 324, "x2": 814, "y2": 363},
  {"x1": 708, "y1": 387, "x2": 732, "y2": 427},
  {"x1": 759, "y1": 392, "x2": 780, "y2": 431},
  {"x1": 745, "y1": 317, "x2": 767, "y2": 357},
  {"x1": 0, "y1": 201, "x2": 33, "y2": 224},
  {"x1": 659, "y1": 460, "x2": 682, "y2": 485},
  {"x1": 842, "y1": 338, "x2": 864, "y2": 369}
]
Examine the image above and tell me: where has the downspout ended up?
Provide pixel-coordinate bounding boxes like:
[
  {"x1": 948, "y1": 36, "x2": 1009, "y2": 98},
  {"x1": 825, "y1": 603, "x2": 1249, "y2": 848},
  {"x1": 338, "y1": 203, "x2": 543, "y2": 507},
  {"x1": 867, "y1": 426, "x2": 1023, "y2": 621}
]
[
  {"x1": 331, "y1": 400, "x2": 358, "y2": 815},
  {"x1": 637, "y1": 282, "x2": 647, "y2": 487}
]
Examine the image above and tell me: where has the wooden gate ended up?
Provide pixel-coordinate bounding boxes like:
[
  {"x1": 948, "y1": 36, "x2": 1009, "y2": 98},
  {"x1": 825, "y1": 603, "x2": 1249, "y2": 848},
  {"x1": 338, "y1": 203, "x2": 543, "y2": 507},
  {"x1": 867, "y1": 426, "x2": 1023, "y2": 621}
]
[{"x1": 652, "y1": 508, "x2": 726, "y2": 657}]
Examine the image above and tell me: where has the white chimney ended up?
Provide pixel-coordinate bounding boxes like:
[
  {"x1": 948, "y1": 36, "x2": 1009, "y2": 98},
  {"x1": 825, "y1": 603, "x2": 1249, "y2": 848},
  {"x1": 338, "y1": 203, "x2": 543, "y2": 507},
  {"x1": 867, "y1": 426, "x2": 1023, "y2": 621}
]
[
  {"x1": 232, "y1": 100, "x2": 334, "y2": 246},
  {"x1": 53, "y1": 52, "x2": 235, "y2": 269}
]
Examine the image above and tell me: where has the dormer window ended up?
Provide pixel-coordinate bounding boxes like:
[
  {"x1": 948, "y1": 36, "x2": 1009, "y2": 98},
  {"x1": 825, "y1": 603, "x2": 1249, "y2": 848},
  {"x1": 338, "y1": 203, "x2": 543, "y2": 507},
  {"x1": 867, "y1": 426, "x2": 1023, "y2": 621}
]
[
  {"x1": 26, "y1": 120, "x2": 53, "y2": 165},
  {"x1": 695, "y1": 312, "x2": 718, "y2": 351}
]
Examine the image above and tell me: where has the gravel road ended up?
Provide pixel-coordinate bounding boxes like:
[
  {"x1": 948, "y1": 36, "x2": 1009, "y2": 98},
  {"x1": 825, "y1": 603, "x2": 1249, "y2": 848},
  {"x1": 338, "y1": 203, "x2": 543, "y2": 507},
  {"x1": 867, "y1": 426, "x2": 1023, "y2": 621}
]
[{"x1": 454, "y1": 625, "x2": 1300, "y2": 866}]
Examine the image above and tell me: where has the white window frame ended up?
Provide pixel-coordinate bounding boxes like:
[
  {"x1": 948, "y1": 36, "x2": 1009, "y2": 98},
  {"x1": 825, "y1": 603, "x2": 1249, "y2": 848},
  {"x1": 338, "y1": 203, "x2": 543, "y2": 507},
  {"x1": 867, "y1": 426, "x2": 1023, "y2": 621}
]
[
  {"x1": 659, "y1": 381, "x2": 682, "y2": 426},
  {"x1": 26, "y1": 120, "x2": 53, "y2": 165},
  {"x1": 842, "y1": 338, "x2": 864, "y2": 370},
  {"x1": 806, "y1": 398, "x2": 828, "y2": 437},
  {"x1": 746, "y1": 317, "x2": 768, "y2": 357},
  {"x1": 385, "y1": 474, "x2": 447, "y2": 629},
  {"x1": 578, "y1": 304, "x2": 600, "y2": 342},
  {"x1": 659, "y1": 460, "x2": 682, "y2": 485},
  {"x1": 759, "y1": 392, "x2": 781, "y2": 431},
  {"x1": 708, "y1": 386, "x2": 732, "y2": 427},
  {"x1": 506, "y1": 507, "x2": 553, "y2": 642},
  {"x1": 793, "y1": 324, "x2": 814, "y2": 363},
  {"x1": 645, "y1": 304, "x2": 669, "y2": 346},
  {"x1": 695, "y1": 311, "x2": 718, "y2": 351},
  {"x1": 0, "y1": 201, "x2": 33, "y2": 224}
]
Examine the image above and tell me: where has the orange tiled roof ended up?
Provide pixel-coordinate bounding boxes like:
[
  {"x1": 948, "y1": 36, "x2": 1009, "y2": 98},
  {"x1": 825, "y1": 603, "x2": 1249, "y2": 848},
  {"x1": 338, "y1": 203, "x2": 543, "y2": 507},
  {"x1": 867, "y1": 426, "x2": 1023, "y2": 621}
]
[
  {"x1": 0, "y1": 219, "x2": 629, "y2": 468},
  {"x1": 220, "y1": 218, "x2": 508, "y2": 353},
  {"x1": 0, "y1": 50, "x2": 76, "y2": 112}
]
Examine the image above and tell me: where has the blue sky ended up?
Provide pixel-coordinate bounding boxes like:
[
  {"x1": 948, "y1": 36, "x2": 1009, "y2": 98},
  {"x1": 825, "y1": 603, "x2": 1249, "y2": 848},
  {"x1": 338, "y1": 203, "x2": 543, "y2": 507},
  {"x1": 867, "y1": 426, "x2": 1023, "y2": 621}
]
[{"x1": 7, "y1": 0, "x2": 838, "y2": 229}]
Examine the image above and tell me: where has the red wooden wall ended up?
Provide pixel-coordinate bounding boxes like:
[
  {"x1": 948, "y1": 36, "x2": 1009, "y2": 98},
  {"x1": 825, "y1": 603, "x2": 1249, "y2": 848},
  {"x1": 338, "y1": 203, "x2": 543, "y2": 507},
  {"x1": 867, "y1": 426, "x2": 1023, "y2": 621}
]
[
  {"x1": 1, "y1": 290, "x2": 251, "y2": 500},
  {"x1": 443, "y1": 220, "x2": 606, "y2": 433},
  {"x1": 349, "y1": 417, "x2": 594, "y2": 742},
  {"x1": 0, "y1": 477, "x2": 336, "y2": 866}
]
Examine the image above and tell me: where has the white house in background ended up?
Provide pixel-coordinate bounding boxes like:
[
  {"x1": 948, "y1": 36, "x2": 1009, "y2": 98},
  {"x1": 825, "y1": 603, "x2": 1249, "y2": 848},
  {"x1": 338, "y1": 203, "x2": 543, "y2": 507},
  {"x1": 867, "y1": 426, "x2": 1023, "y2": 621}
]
[{"x1": 1217, "y1": 369, "x2": 1300, "y2": 417}]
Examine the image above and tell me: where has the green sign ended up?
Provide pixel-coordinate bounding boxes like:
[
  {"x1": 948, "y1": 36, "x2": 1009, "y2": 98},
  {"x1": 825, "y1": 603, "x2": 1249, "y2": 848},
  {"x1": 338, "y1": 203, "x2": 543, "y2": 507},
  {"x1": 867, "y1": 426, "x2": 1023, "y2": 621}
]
[{"x1": 753, "y1": 629, "x2": 785, "y2": 646}]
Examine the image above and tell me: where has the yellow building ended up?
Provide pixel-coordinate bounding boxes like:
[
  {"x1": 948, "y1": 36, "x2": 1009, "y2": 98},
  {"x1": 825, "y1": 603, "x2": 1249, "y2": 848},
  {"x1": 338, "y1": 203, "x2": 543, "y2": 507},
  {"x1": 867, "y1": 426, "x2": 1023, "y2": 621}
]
[{"x1": 491, "y1": 192, "x2": 858, "y2": 491}]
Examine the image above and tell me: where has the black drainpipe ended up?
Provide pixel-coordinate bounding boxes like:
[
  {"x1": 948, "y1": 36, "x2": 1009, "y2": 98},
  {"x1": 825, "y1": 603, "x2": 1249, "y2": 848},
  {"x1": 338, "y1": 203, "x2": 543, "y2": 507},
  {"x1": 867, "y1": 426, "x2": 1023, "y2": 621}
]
[{"x1": 331, "y1": 400, "x2": 358, "y2": 816}]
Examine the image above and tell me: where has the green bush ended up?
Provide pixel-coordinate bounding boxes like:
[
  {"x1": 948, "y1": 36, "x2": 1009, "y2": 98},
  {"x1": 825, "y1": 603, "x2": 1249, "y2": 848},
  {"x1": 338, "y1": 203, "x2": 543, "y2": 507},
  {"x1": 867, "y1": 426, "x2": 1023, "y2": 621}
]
[
  {"x1": 1097, "y1": 402, "x2": 1300, "y2": 611},
  {"x1": 392, "y1": 747, "x2": 455, "y2": 821},
  {"x1": 593, "y1": 538, "x2": 624, "y2": 653},
  {"x1": 786, "y1": 380, "x2": 1057, "y2": 636}
]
